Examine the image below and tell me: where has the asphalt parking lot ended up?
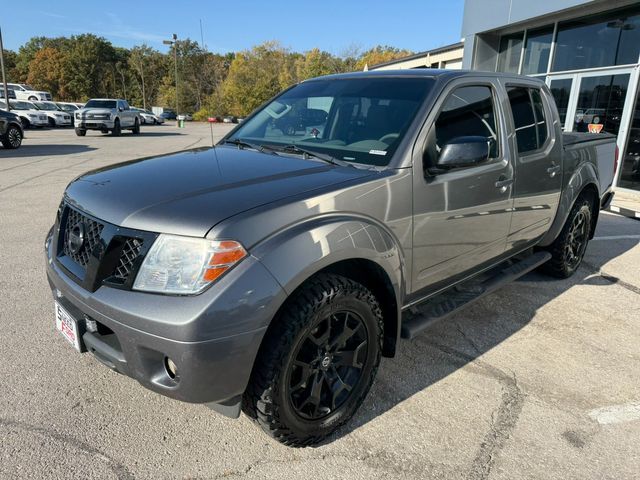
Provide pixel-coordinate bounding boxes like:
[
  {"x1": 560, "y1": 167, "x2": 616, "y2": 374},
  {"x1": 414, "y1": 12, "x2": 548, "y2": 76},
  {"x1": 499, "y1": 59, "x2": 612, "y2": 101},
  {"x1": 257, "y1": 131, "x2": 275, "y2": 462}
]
[{"x1": 1, "y1": 123, "x2": 639, "y2": 479}]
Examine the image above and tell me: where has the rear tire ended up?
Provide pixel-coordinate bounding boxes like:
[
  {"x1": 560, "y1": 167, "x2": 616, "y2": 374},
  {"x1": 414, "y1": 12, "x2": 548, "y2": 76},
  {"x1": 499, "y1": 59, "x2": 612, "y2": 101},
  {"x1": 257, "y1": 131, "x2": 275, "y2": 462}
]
[
  {"x1": 242, "y1": 273, "x2": 383, "y2": 447},
  {"x1": 112, "y1": 119, "x2": 121, "y2": 136},
  {"x1": 540, "y1": 194, "x2": 593, "y2": 278},
  {"x1": 75, "y1": 128, "x2": 86, "y2": 136},
  {"x1": 1, "y1": 125, "x2": 23, "y2": 149}
]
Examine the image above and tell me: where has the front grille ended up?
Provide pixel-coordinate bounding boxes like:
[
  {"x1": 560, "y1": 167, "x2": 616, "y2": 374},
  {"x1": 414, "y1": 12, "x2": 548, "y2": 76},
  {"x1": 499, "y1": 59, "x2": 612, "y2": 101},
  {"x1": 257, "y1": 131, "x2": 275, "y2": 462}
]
[
  {"x1": 62, "y1": 208, "x2": 104, "y2": 267},
  {"x1": 55, "y1": 203, "x2": 156, "y2": 291},
  {"x1": 113, "y1": 238, "x2": 143, "y2": 281}
]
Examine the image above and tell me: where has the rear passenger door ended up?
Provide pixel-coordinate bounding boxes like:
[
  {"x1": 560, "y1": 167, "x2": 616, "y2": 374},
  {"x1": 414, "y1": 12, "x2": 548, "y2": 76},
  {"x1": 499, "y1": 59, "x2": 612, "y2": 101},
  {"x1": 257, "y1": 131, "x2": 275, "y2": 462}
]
[
  {"x1": 504, "y1": 84, "x2": 562, "y2": 250},
  {"x1": 411, "y1": 82, "x2": 514, "y2": 294}
]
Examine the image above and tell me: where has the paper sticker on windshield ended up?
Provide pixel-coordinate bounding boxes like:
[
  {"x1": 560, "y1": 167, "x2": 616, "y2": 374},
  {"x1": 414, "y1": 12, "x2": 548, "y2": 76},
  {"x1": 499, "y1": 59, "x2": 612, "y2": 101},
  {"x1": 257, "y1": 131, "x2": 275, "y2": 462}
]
[{"x1": 369, "y1": 149, "x2": 387, "y2": 156}]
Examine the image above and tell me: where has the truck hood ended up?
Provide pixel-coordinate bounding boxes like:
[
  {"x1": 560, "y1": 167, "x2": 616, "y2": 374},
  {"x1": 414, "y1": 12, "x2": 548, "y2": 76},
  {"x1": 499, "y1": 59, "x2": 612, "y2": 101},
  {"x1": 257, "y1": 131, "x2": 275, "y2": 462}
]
[
  {"x1": 79, "y1": 108, "x2": 113, "y2": 115},
  {"x1": 64, "y1": 146, "x2": 374, "y2": 237}
]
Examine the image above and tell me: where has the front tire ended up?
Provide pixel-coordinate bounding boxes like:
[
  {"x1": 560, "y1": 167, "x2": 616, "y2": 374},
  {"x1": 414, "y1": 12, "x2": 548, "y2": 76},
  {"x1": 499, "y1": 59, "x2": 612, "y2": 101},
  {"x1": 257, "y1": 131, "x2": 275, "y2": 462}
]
[
  {"x1": 1, "y1": 125, "x2": 23, "y2": 149},
  {"x1": 242, "y1": 274, "x2": 383, "y2": 447},
  {"x1": 75, "y1": 128, "x2": 86, "y2": 136},
  {"x1": 112, "y1": 119, "x2": 121, "y2": 136},
  {"x1": 540, "y1": 194, "x2": 593, "y2": 278},
  {"x1": 132, "y1": 118, "x2": 140, "y2": 134}
]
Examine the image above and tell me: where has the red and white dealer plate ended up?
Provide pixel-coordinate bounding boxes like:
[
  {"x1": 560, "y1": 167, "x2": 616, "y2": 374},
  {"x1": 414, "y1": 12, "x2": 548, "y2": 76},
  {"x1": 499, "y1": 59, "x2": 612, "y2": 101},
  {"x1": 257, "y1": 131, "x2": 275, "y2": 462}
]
[{"x1": 55, "y1": 301, "x2": 81, "y2": 352}]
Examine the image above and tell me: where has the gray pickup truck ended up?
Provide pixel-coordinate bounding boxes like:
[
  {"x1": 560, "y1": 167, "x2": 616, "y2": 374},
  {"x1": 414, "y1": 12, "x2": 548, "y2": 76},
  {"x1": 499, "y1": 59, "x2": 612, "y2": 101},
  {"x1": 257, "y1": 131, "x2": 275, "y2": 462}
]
[
  {"x1": 74, "y1": 98, "x2": 140, "y2": 136},
  {"x1": 45, "y1": 70, "x2": 616, "y2": 446}
]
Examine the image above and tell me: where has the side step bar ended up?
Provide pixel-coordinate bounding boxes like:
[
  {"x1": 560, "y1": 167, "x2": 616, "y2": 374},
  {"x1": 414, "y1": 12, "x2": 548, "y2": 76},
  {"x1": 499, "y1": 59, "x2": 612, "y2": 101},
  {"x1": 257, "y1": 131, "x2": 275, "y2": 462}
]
[{"x1": 400, "y1": 251, "x2": 551, "y2": 339}]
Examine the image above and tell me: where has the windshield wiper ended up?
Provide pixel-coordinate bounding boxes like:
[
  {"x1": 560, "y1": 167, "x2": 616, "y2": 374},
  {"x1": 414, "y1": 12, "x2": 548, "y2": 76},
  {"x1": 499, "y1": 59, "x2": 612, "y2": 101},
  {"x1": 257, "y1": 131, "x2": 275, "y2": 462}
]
[
  {"x1": 262, "y1": 144, "x2": 344, "y2": 166},
  {"x1": 220, "y1": 138, "x2": 265, "y2": 151}
]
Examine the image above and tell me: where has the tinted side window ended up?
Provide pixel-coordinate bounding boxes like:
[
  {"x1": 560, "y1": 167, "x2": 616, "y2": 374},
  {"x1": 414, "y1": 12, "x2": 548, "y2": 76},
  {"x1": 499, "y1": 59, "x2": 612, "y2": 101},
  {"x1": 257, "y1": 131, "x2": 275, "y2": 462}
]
[
  {"x1": 433, "y1": 86, "x2": 499, "y2": 159},
  {"x1": 507, "y1": 87, "x2": 548, "y2": 154},
  {"x1": 530, "y1": 89, "x2": 548, "y2": 146}
]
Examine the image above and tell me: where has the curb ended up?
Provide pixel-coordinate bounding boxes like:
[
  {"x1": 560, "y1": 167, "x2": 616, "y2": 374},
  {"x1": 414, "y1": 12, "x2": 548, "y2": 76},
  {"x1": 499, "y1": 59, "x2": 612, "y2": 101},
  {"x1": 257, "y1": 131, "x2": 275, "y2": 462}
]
[{"x1": 608, "y1": 205, "x2": 640, "y2": 220}]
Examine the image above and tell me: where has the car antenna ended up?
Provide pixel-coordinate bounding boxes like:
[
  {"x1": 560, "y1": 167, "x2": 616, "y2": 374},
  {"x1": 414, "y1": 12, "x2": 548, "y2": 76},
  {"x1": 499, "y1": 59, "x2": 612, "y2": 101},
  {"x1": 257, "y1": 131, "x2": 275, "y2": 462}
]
[{"x1": 207, "y1": 116, "x2": 216, "y2": 147}]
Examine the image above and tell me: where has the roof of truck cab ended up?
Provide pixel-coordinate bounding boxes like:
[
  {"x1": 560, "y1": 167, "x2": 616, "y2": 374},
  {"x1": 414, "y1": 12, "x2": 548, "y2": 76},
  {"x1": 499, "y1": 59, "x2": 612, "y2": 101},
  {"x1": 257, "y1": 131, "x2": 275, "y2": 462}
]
[{"x1": 304, "y1": 69, "x2": 546, "y2": 84}]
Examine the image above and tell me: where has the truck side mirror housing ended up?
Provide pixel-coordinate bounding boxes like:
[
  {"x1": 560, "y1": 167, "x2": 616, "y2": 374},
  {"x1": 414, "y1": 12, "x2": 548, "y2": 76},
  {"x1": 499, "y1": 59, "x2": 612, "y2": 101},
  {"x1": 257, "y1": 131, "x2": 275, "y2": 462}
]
[{"x1": 437, "y1": 136, "x2": 490, "y2": 169}]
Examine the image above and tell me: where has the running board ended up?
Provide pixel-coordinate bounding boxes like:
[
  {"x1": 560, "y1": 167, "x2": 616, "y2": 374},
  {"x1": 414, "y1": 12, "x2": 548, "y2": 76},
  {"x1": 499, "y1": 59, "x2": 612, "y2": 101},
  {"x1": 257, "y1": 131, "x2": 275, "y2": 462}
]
[{"x1": 400, "y1": 251, "x2": 551, "y2": 339}]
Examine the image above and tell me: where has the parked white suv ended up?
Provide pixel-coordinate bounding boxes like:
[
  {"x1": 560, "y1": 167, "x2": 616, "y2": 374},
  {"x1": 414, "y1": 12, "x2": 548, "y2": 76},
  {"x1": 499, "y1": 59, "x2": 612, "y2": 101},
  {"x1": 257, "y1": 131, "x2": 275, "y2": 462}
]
[
  {"x1": 33, "y1": 101, "x2": 73, "y2": 127},
  {"x1": 0, "y1": 100, "x2": 49, "y2": 128},
  {"x1": 75, "y1": 99, "x2": 141, "y2": 136},
  {"x1": 7, "y1": 83, "x2": 52, "y2": 101}
]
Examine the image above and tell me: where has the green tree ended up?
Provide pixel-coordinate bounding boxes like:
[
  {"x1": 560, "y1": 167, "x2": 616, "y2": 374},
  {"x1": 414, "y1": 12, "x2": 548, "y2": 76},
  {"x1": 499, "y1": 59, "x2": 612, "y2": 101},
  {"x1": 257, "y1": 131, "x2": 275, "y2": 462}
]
[
  {"x1": 221, "y1": 41, "x2": 296, "y2": 117},
  {"x1": 296, "y1": 48, "x2": 340, "y2": 79},
  {"x1": 356, "y1": 45, "x2": 413, "y2": 70}
]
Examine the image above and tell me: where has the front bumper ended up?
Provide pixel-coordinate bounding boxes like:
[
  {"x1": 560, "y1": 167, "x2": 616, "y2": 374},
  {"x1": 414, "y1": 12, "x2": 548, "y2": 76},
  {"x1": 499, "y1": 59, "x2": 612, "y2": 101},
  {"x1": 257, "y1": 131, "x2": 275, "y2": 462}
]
[
  {"x1": 75, "y1": 119, "x2": 115, "y2": 130},
  {"x1": 54, "y1": 117, "x2": 73, "y2": 126},
  {"x1": 45, "y1": 228, "x2": 286, "y2": 408}
]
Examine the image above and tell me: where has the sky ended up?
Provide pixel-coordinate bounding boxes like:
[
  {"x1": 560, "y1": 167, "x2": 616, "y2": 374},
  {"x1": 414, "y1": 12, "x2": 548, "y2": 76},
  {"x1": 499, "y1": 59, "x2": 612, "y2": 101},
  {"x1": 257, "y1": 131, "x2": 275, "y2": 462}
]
[{"x1": 1, "y1": 0, "x2": 465, "y2": 55}]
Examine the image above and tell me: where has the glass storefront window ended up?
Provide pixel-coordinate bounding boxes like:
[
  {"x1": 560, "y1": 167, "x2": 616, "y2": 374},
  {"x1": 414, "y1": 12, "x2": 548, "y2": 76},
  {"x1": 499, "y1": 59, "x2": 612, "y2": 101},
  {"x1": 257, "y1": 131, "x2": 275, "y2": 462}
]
[
  {"x1": 497, "y1": 32, "x2": 523, "y2": 73},
  {"x1": 522, "y1": 27, "x2": 553, "y2": 75},
  {"x1": 619, "y1": 90, "x2": 640, "y2": 192},
  {"x1": 553, "y1": 8, "x2": 640, "y2": 72},
  {"x1": 573, "y1": 74, "x2": 629, "y2": 135},
  {"x1": 549, "y1": 79, "x2": 572, "y2": 129}
]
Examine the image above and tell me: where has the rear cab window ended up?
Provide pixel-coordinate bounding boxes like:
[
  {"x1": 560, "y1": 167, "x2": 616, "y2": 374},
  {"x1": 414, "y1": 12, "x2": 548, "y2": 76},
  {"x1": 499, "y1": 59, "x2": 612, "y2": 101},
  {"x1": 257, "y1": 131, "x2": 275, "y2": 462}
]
[{"x1": 506, "y1": 86, "x2": 549, "y2": 154}]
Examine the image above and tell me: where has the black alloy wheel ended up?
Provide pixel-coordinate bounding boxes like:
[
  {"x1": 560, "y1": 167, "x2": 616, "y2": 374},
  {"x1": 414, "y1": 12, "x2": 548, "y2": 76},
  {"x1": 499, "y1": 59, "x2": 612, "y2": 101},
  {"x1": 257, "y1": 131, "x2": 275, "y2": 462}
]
[
  {"x1": 564, "y1": 207, "x2": 589, "y2": 271},
  {"x1": 2, "y1": 125, "x2": 23, "y2": 149},
  {"x1": 243, "y1": 273, "x2": 383, "y2": 447},
  {"x1": 287, "y1": 310, "x2": 369, "y2": 420}
]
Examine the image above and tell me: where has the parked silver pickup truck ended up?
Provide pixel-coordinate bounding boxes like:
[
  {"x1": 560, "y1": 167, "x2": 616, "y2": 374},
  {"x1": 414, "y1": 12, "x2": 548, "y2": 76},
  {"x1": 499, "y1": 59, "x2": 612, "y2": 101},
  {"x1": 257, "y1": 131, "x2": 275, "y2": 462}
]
[
  {"x1": 74, "y1": 98, "x2": 140, "y2": 136},
  {"x1": 46, "y1": 70, "x2": 615, "y2": 447}
]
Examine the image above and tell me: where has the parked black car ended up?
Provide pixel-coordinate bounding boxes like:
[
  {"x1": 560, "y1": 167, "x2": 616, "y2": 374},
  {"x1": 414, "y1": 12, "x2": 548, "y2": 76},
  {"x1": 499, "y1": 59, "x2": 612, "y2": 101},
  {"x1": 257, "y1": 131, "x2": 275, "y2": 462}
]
[{"x1": 0, "y1": 109, "x2": 24, "y2": 149}]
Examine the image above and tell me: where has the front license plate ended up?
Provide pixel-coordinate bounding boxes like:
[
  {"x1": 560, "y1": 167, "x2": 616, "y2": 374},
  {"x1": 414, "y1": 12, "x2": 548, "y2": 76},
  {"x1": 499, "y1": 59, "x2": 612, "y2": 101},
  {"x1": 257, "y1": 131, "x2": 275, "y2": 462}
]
[{"x1": 55, "y1": 301, "x2": 81, "y2": 352}]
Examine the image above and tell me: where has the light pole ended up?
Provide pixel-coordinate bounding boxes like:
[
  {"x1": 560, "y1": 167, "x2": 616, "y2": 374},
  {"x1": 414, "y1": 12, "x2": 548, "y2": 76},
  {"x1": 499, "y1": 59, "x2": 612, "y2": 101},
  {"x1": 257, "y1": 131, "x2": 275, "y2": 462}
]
[
  {"x1": 163, "y1": 34, "x2": 179, "y2": 117},
  {"x1": 0, "y1": 26, "x2": 10, "y2": 111}
]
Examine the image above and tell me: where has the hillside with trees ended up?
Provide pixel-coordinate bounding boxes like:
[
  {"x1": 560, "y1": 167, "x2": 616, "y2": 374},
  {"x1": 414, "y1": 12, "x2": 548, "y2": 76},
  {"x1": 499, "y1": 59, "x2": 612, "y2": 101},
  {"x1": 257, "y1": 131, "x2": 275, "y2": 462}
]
[{"x1": 1, "y1": 35, "x2": 412, "y2": 119}]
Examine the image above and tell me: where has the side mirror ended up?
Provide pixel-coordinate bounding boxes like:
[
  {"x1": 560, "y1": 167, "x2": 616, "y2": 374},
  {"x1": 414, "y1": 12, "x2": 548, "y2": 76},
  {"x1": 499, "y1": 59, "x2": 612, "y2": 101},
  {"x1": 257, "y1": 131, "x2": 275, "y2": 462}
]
[
  {"x1": 118, "y1": 107, "x2": 124, "y2": 112},
  {"x1": 437, "y1": 136, "x2": 490, "y2": 169}
]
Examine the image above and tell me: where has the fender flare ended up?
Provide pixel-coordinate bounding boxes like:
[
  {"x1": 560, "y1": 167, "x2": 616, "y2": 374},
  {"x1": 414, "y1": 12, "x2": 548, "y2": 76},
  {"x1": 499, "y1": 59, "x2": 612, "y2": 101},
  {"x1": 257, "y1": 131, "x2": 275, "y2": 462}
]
[
  {"x1": 251, "y1": 213, "x2": 406, "y2": 355},
  {"x1": 539, "y1": 161, "x2": 600, "y2": 247}
]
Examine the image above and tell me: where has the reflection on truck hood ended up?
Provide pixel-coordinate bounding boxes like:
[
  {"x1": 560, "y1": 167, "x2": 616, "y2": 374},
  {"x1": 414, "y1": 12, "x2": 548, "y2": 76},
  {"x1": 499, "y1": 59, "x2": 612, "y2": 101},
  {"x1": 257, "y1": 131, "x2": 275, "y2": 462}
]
[{"x1": 64, "y1": 146, "x2": 375, "y2": 237}]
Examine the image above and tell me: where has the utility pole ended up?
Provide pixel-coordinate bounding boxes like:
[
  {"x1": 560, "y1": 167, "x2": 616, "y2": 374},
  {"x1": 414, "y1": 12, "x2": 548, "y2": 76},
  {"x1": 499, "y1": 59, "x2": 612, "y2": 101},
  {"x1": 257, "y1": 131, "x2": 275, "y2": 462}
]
[
  {"x1": 0, "y1": 26, "x2": 10, "y2": 111},
  {"x1": 163, "y1": 34, "x2": 179, "y2": 116}
]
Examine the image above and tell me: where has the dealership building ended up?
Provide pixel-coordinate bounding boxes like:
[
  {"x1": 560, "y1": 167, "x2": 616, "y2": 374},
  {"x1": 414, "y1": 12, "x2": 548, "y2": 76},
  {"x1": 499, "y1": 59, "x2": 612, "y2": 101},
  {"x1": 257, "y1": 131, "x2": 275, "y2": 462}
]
[{"x1": 461, "y1": 0, "x2": 640, "y2": 201}]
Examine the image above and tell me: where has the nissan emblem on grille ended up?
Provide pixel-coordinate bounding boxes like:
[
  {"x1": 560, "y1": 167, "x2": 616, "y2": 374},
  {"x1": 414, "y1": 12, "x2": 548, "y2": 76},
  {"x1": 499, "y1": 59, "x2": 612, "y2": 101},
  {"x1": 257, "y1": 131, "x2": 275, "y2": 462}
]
[{"x1": 67, "y1": 222, "x2": 85, "y2": 255}]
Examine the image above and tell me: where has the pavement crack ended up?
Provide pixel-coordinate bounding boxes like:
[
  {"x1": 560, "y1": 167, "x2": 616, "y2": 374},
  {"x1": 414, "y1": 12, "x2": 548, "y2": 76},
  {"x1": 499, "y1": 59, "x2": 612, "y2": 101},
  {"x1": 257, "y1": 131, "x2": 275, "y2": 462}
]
[
  {"x1": 455, "y1": 322, "x2": 482, "y2": 355},
  {"x1": 583, "y1": 261, "x2": 640, "y2": 295},
  {"x1": 465, "y1": 371, "x2": 524, "y2": 480},
  {"x1": 0, "y1": 417, "x2": 135, "y2": 479},
  {"x1": 419, "y1": 340, "x2": 525, "y2": 480}
]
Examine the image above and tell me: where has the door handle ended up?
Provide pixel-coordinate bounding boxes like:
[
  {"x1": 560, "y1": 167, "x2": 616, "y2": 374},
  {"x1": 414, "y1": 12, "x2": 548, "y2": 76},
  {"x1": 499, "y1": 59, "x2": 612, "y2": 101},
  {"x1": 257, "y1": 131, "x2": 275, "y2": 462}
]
[
  {"x1": 547, "y1": 165, "x2": 561, "y2": 177},
  {"x1": 495, "y1": 177, "x2": 513, "y2": 193}
]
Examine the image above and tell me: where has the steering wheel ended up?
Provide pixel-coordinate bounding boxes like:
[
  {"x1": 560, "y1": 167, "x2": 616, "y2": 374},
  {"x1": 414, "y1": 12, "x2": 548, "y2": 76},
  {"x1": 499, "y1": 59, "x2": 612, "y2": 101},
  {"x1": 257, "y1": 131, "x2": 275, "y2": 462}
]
[{"x1": 378, "y1": 133, "x2": 399, "y2": 144}]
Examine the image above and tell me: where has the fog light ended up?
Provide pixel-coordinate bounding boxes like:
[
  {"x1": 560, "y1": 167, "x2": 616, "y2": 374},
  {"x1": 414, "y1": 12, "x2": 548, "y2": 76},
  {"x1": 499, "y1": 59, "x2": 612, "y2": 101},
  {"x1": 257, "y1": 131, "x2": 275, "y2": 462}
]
[
  {"x1": 164, "y1": 357, "x2": 178, "y2": 379},
  {"x1": 85, "y1": 317, "x2": 98, "y2": 333}
]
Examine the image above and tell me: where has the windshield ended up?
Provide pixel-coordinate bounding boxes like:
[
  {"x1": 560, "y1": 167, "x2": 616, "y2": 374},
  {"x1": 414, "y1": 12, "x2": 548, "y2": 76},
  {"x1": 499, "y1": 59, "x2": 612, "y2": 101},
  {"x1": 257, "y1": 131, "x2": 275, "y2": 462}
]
[
  {"x1": 227, "y1": 77, "x2": 434, "y2": 166},
  {"x1": 35, "y1": 101, "x2": 60, "y2": 110},
  {"x1": 85, "y1": 100, "x2": 117, "y2": 109},
  {"x1": 11, "y1": 100, "x2": 38, "y2": 110},
  {"x1": 21, "y1": 84, "x2": 34, "y2": 90},
  {"x1": 58, "y1": 103, "x2": 77, "y2": 111}
]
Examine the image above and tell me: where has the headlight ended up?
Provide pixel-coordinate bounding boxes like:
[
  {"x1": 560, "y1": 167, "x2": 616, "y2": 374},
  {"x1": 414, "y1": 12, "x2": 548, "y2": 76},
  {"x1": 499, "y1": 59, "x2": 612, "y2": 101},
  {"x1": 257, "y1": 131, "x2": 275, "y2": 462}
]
[
  {"x1": 133, "y1": 235, "x2": 247, "y2": 294},
  {"x1": 28, "y1": 114, "x2": 37, "y2": 118},
  {"x1": 75, "y1": 113, "x2": 80, "y2": 119}
]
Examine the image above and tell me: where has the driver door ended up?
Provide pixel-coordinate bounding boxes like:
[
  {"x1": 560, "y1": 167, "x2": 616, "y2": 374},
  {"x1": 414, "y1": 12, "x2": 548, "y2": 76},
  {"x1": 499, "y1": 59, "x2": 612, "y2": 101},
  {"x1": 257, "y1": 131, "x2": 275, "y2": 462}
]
[{"x1": 411, "y1": 82, "x2": 514, "y2": 294}]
